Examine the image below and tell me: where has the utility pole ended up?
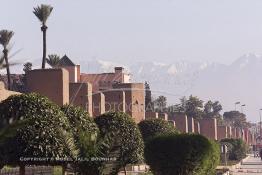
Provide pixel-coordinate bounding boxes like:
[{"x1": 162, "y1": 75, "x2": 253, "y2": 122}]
[
  {"x1": 241, "y1": 104, "x2": 246, "y2": 114},
  {"x1": 235, "y1": 102, "x2": 240, "y2": 111},
  {"x1": 259, "y1": 109, "x2": 262, "y2": 137}
]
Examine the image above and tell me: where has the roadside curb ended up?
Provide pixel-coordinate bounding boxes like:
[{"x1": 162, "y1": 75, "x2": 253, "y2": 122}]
[{"x1": 216, "y1": 155, "x2": 250, "y2": 175}]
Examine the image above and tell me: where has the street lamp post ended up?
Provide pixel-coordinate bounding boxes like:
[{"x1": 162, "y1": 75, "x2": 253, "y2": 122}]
[
  {"x1": 241, "y1": 104, "x2": 246, "y2": 114},
  {"x1": 259, "y1": 109, "x2": 262, "y2": 137},
  {"x1": 235, "y1": 102, "x2": 240, "y2": 111}
]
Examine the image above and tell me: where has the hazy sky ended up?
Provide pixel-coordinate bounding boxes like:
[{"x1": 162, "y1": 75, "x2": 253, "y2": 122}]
[{"x1": 2, "y1": 0, "x2": 262, "y2": 65}]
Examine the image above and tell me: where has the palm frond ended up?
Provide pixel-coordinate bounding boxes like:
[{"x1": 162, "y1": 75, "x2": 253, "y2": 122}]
[
  {"x1": 0, "y1": 53, "x2": 18, "y2": 70},
  {"x1": 46, "y1": 54, "x2": 61, "y2": 67},
  {"x1": 0, "y1": 55, "x2": 5, "y2": 69},
  {"x1": 33, "y1": 4, "x2": 53, "y2": 25},
  {"x1": 0, "y1": 30, "x2": 14, "y2": 48},
  {"x1": 58, "y1": 129, "x2": 79, "y2": 159}
]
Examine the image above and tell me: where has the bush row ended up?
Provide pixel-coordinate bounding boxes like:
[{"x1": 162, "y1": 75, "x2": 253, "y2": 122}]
[{"x1": 0, "y1": 93, "x2": 220, "y2": 175}]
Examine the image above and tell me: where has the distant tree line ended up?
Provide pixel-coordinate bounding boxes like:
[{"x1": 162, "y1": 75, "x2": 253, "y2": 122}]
[{"x1": 145, "y1": 82, "x2": 249, "y2": 128}]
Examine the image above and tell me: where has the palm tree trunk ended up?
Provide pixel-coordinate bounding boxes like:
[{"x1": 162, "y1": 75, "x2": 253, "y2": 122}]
[
  {"x1": 124, "y1": 166, "x2": 127, "y2": 175},
  {"x1": 3, "y1": 49, "x2": 11, "y2": 90},
  {"x1": 41, "y1": 25, "x2": 47, "y2": 69},
  {"x1": 62, "y1": 165, "x2": 67, "y2": 175},
  {"x1": 19, "y1": 165, "x2": 25, "y2": 175}
]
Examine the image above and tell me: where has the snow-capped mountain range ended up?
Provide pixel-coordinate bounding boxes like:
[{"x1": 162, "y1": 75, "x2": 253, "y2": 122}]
[
  {"x1": 78, "y1": 53, "x2": 262, "y2": 122},
  {"x1": 4, "y1": 53, "x2": 262, "y2": 122}
]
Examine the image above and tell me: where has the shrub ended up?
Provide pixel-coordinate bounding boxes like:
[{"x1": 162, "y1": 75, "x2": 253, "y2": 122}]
[
  {"x1": 0, "y1": 93, "x2": 77, "y2": 167},
  {"x1": 61, "y1": 105, "x2": 99, "y2": 174},
  {"x1": 145, "y1": 134, "x2": 217, "y2": 175},
  {"x1": 220, "y1": 138, "x2": 247, "y2": 161},
  {"x1": 138, "y1": 118, "x2": 178, "y2": 142},
  {"x1": 199, "y1": 140, "x2": 220, "y2": 175},
  {"x1": 61, "y1": 105, "x2": 99, "y2": 151},
  {"x1": 94, "y1": 112, "x2": 144, "y2": 175}
]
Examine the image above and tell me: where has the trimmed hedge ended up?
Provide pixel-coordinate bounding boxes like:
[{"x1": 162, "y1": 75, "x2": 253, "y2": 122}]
[
  {"x1": 94, "y1": 112, "x2": 144, "y2": 175},
  {"x1": 61, "y1": 105, "x2": 99, "y2": 148},
  {"x1": 0, "y1": 93, "x2": 77, "y2": 166},
  {"x1": 145, "y1": 133, "x2": 219, "y2": 175},
  {"x1": 220, "y1": 138, "x2": 247, "y2": 161},
  {"x1": 138, "y1": 118, "x2": 178, "y2": 142},
  {"x1": 61, "y1": 105, "x2": 99, "y2": 174},
  {"x1": 199, "y1": 140, "x2": 220, "y2": 175}
]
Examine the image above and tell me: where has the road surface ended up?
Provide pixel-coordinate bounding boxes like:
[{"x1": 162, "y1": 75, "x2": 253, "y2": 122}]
[{"x1": 231, "y1": 156, "x2": 262, "y2": 174}]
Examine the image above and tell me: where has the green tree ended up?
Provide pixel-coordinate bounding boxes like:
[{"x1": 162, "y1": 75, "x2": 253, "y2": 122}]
[
  {"x1": 46, "y1": 54, "x2": 61, "y2": 68},
  {"x1": 138, "y1": 118, "x2": 178, "y2": 142},
  {"x1": 167, "y1": 95, "x2": 204, "y2": 120},
  {"x1": 167, "y1": 96, "x2": 187, "y2": 116},
  {"x1": 0, "y1": 55, "x2": 7, "y2": 70},
  {"x1": 61, "y1": 105, "x2": 99, "y2": 174},
  {"x1": 200, "y1": 140, "x2": 220, "y2": 175},
  {"x1": 185, "y1": 95, "x2": 204, "y2": 120},
  {"x1": 0, "y1": 119, "x2": 32, "y2": 171},
  {"x1": 203, "y1": 100, "x2": 222, "y2": 118},
  {"x1": 154, "y1": 96, "x2": 167, "y2": 112},
  {"x1": 220, "y1": 138, "x2": 247, "y2": 161},
  {"x1": 223, "y1": 111, "x2": 247, "y2": 128},
  {"x1": 145, "y1": 134, "x2": 218, "y2": 175},
  {"x1": 94, "y1": 112, "x2": 144, "y2": 175},
  {"x1": 145, "y1": 81, "x2": 153, "y2": 111},
  {"x1": 0, "y1": 30, "x2": 14, "y2": 90},
  {"x1": 33, "y1": 4, "x2": 53, "y2": 69},
  {"x1": 0, "y1": 94, "x2": 77, "y2": 175},
  {"x1": 23, "y1": 62, "x2": 32, "y2": 74}
]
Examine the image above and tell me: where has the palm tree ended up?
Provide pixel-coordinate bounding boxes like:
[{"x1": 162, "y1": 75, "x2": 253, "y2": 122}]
[
  {"x1": 46, "y1": 54, "x2": 60, "y2": 68},
  {"x1": 0, "y1": 56, "x2": 7, "y2": 70},
  {"x1": 33, "y1": 4, "x2": 53, "y2": 69},
  {"x1": 0, "y1": 30, "x2": 14, "y2": 90},
  {"x1": 23, "y1": 62, "x2": 32, "y2": 74}
]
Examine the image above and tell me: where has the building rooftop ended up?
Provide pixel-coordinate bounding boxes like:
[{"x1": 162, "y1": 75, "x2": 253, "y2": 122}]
[{"x1": 58, "y1": 55, "x2": 76, "y2": 66}]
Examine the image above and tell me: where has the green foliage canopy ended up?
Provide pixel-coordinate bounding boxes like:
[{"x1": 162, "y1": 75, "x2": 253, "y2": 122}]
[
  {"x1": 0, "y1": 93, "x2": 77, "y2": 166},
  {"x1": 220, "y1": 138, "x2": 247, "y2": 161},
  {"x1": 138, "y1": 118, "x2": 178, "y2": 142},
  {"x1": 223, "y1": 111, "x2": 248, "y2": 128},
  {"x1": 145, "y1": 134, "x2": 219, "y2": 175},
  {"x1": 94, "y1": 112, "x2": 144, "y2": 175},
  {"x1": 61, "y1": 105, "x2": 99, "y2": 156}
]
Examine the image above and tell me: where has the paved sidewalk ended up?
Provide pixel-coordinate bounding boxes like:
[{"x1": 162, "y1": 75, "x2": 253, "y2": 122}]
[{"x1": 231, "y1": 156, "x2": 262, "y2": 174}]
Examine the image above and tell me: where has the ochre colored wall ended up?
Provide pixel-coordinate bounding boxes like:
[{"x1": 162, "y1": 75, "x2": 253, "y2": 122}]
[
  {"x1": 145, "y1": 112, "x2": 159, "y2": 119},
  {"x1": 200, "y1": 118, "x2": 217, "y2": 140},
  {"x1": 112, "y1": 83, "x2": 145, "y2": 123},
  {"x1": 27, "y1": 68, "x2": 69, "y2": 106},
  {"x1": 227, "y1": 126, "x2": 232, "y2": 138},
  {"x1": 217, "y1": 126, "x2": 228, "y2": 140},
  {"x1": 62, "y1": 66, "x2": 77, "y2": 83},
  {"x1": 158, "y1": 113, "x2": 168, "y2": 121},
  {"x1": 231, "y1": 127, "x2": 237, "y2": 138},
  {"x1": 194, "y1": 121, "x2": 200, "y2": 134},
  {"x1": 69, "y1": 82, "x2": 92, "y2": 116},
  {"x1": 171, "y1": 114, "x2": 188, "y2": 133},
  {"x1": 92, "y1": 92, "x2": 105, "y2": 117},
  {"x1": 187, "y1": 117, "x2": 195, "y2": 133},
  {"x1": 104, "y1": 90, "x2": 126, "y2": 112},
  {"x1": 0, "y1": 81, "x2": 20, "y2": 102}
]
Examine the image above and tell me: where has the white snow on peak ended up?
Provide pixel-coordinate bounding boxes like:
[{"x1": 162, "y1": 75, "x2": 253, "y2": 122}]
[
  {"x1": 153, "y1": 62, "x2": 167, "y2": 67},
  {"x1": 167, "y1": 64, "x2": 178, "y2": 75},
  {"x1": 199, "y1": 62, "x2": 209, "y2": 70},
  {"x1": 239, "y1": 58, "x2": 249, "y2": 69}
]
